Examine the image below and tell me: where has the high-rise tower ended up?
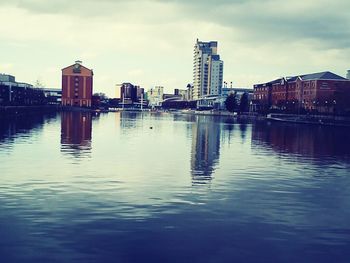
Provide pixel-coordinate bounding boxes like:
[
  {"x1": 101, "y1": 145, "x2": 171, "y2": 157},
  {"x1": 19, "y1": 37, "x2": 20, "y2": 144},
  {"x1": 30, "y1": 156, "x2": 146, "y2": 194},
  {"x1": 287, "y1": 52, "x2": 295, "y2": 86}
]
[{"x1": 192, "y1": 39, "x2": 223, "y2": 100}]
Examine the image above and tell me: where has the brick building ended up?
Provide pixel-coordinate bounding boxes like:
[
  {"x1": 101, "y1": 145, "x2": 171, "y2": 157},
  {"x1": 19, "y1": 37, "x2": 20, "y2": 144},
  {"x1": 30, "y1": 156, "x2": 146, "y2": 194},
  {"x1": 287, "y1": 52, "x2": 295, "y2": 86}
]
[
  {"x1": 253, "y1": 71, "x2": 350, "y2": 113},
  {"x1": 61, "y1": 61, "x2": 93, "y2": 107}
]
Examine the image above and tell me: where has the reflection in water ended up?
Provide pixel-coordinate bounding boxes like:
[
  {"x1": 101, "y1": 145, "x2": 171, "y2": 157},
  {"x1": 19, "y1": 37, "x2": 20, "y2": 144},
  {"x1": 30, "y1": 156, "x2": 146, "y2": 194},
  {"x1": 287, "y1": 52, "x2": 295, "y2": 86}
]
[
  {"x1": 252, "y1": 121, "x2": 350, "y2": 160},
  {"x1": 239, "y1": 122, "x2": 248, "y2": 141},
  {"x1": 60, "y1": 111, "x2": 92, "y2": 158},
  {"x1": 118, "y1": 111, "x2": 142, "y2": 131},
  {"x1": 173, "y1": 113, "x2": 196, "y2": 123},
  {"x1": 0, "y1": 113, "x2": 56, "y2": 147},
  {"x1": 1, "y1": 113, "x2": 350, "y2": 262},
  {"x1": 191, "y1": 116, "x2": 221, "y2": 184}
]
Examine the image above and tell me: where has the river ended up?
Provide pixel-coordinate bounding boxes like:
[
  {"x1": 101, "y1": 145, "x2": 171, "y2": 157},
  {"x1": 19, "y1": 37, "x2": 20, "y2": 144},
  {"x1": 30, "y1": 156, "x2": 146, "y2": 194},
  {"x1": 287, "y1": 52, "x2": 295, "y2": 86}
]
[{"x1": 1, "y1": 111, "x2": 350, "y2": 262}]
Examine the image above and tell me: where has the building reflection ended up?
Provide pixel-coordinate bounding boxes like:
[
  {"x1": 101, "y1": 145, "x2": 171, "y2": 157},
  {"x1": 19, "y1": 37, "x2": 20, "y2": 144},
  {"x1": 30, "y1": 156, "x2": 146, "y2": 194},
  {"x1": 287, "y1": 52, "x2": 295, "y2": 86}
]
[
  {"x1": 60, "y1": 111, "x2": 92, "y2": 158},
  {"x1": 191, "y1": 116, "x2": 221, "y2": 184},
  {"x1": 251, "y1": 122, "x2": 350, "y2": 159},
  {"x1": 118, "y1": 111, "x2": 141, "y2": 131}
]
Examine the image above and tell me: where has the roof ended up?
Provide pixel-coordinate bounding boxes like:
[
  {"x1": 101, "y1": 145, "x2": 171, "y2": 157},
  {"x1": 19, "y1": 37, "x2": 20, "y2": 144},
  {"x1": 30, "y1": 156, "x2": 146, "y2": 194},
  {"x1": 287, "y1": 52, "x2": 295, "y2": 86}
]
[
  {"x1": 285, "y1": 71, "x2": 347, "y2": 82},
  {"x1": 299, "y1": 71, "x2": 347, "y2": 81},
  {"x1": 255, "y1": 71, "x2": 348, "y2": 88},
  {"x1": 61, "y1": 62, "x2": 93, "y2": 72}
]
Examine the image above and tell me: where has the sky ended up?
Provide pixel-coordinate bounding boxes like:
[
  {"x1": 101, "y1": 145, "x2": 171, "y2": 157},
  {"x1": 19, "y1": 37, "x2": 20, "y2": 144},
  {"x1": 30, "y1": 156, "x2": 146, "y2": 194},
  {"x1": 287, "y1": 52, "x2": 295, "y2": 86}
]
[{"x1": 1, "y1": 0, "x2": 350, "y2": 97}]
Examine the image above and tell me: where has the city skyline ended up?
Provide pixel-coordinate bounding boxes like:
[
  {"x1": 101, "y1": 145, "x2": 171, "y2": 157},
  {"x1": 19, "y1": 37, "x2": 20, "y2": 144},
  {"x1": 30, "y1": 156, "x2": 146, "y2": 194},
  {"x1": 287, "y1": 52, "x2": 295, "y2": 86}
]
[{"x1": 1, "y1": 0, "x2": 350, "y2": 97}]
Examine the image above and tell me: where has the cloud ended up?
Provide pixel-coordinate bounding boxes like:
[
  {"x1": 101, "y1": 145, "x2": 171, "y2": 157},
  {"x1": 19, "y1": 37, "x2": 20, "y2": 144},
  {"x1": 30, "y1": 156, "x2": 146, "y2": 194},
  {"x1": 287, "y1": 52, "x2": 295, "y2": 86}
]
[
  {"x1": 2, "y1": 0, "x2": 349, "y2": 49},
  {"x1": 0, "y1": 0, "x2": 349, "y2": 96}
]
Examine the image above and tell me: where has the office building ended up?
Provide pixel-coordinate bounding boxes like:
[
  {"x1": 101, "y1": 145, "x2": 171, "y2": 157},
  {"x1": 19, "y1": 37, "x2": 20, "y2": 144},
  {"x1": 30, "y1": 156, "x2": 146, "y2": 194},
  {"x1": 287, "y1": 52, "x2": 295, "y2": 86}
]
[
  {"x1": 0, "y1": 73, "x2": 45, "y2": 105},
  {"x1": 116, "y1": 83, "x2": 144, "y2": 103},
  {"x1": 43, "y1": 88, "x2": 62, "y2": 105}
]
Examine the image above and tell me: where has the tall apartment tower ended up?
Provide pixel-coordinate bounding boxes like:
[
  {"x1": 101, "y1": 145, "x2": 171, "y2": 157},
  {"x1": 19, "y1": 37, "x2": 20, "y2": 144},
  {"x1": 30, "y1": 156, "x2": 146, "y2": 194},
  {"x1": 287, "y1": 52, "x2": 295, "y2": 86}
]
[{"x1": 192, "y1": 39, "x2": 223, "y2": 100}]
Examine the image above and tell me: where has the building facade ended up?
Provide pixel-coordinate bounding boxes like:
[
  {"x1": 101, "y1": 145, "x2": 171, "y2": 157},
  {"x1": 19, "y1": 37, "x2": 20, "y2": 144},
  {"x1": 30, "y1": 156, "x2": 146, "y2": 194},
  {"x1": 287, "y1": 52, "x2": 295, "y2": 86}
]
[
  {"x1": 116, "y1": 83, "x2": 144, "y2": 104},
  {"x1": 0, "y1": 73, "x2": 45, "y2": 106},
  {"x1": 43, "y1": 88, "x2": 62, "y2": 105},
  {"x1": 253, "y1": 71, "x2": 350, "y2": 113},
  {"x1": 174, "y1": 88, "x2": 190, "y2": 101},
  {"x1": 146, "y1": 86, "x2": 164, "y2": 108},
  {"x1": 193, "y1": 39, "x2": 223, "y2": 100},
  {"x1": 61, "y1": 61, "x2": 93, "y2": 107}
]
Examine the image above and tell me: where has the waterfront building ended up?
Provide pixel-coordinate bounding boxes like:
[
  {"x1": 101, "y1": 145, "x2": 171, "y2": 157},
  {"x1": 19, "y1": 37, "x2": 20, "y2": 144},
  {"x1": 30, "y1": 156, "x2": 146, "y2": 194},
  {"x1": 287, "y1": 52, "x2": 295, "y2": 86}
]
[
  {"x1": 186, "y1": 84, "x2": 193, "y2": 100},
  {"x1": 347, "y1": 70, "x2": 350, "y2": 80},
  {"x1": 115, "y1": 84, "x2": 122, "y2": 99},
  {"x1": 43, "y1": 88, "x2": 62, "y2": 105},
  {"x1": 193, "y1": 39, "x2": 223, "y2": 100},
  {"x1": 61, "y1": 61, "x2": 93, "y2": 107},
  {"x1": 0, "y1": 73, "x2": 45, "y2": 106},
  {"x1": 147, "y1": 86, "x2": 164, "y2": 108},
  {"x1": 253, "y1": 71, "x2": 350, "y2": 113},
  {"x1": 195, "y1": 87, "x2": 254, "y2": 111},
  {"x1": 222, "y1": 87, "x2": 253, "y2": 102},
  {"x1": 116, "y1": 83, "x2": 144, "y2": 105},
  {"x1": 174, "y1": 88, "x2": 190, "y2": 101}
]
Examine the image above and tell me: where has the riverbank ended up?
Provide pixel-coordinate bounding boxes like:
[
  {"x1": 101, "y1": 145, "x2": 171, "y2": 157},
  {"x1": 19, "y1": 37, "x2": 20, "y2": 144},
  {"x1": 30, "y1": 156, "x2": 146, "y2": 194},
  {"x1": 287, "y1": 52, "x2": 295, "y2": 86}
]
[{"x1": 266, "y1": 113, "x2": 350, "y2": 127}]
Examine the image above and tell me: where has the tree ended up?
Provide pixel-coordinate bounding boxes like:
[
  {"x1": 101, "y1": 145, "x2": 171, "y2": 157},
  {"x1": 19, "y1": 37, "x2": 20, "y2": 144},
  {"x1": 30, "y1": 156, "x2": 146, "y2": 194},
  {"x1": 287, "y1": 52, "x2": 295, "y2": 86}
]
[
  {"x1": 34, "y1": 79, "x2": 45, "y2": 89},
  {"x1": 93, "y1": 92, "x2": 108, "y2": 100},
  {"x1": 225, "y1": 92, "x2": 237, "y2": 112},
  {"x1": 239, "y1": 92, "x2": 249, "y2": 113}
]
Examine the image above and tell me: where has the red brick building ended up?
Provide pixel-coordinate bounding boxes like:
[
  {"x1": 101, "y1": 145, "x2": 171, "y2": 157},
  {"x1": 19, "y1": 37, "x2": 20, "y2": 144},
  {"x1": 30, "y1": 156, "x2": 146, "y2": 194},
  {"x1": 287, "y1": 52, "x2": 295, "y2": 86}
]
[
  {"x1": 61, "y1": 61, "x2": 93, "y2": 107},
  {"x1": 253, "y1": 71, "x2": 350, "y2": 113}
]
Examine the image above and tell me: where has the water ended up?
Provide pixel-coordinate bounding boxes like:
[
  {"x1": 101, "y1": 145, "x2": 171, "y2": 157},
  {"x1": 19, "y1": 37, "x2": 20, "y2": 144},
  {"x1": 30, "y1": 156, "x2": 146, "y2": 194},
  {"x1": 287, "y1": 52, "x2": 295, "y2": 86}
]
[{"x1": 1, "y1": 111, "x2": 350, "y2": 262}]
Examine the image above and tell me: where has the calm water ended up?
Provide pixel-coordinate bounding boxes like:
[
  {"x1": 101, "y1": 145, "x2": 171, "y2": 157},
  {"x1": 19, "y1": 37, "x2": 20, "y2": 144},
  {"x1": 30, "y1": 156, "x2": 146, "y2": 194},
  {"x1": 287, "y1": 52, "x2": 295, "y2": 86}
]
[{"x1": 1, "y1": 111, "x2": 350, "y2": 262}]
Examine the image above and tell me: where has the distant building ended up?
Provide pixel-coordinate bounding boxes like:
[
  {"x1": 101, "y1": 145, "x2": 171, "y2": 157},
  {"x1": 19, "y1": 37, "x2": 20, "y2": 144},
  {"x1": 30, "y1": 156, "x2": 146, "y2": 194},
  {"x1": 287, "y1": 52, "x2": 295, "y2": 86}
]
[
  {"x1": 115, "y1": 83, "x2": 145, "y2": 108},
  {"x1": 193, "y1": 39, "x2": 223, "y2": 99},
  {"x1": 186, "y1": 84, "x2": 193, "y2": 101},
  {"x1": 347, "y1": 70, "x2": 350, "y2": 80},
  {"x1": 115, "y1": 84, "x2": 122, "y2": 99},
  {"x1": 61, "y1": 61, "x2": 93, "y2": 107},
  {"x1": 252, "y1": 71, "x2": 350, "y2": 113},
  {"x1": 195, "y1": 87, "x2": 253, "y2": 111},
  {"x1": 116, "y1": 83, "x2": 144, "y2": 104},
  {"x1": 0, "y1": 73, "x2": 45, "y2": 106},
  {"x1": 43, "y1": 88, "x2": 62, "y2": 105},
  {"x1": 174, "y1": 88, "x2": 190, "y2": 101},
  {"x1": 147, "y1": 86, "x2": 164, "y2": 108}
]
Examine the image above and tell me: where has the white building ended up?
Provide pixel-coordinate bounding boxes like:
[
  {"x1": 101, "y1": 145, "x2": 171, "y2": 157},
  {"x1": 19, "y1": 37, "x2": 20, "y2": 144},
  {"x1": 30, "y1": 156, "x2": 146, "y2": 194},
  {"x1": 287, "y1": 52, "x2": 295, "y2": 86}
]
[
  {"x1": 192, "y1": 39, "x2": 223, "y2": 100},
  {"x1": 147, "y1": 86, "x2": 164, "y2": 108},
  {"x1": 115, "y1": 84, "x2": 122, "y2": 99}
]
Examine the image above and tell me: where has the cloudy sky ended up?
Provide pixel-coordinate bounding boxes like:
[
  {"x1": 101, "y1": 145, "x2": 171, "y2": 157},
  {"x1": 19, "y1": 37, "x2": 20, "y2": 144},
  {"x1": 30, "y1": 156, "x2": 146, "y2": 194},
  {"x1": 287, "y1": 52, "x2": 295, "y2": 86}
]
[{"x1": 1, "y1": 0, "x2": 350, "y2": 97}]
